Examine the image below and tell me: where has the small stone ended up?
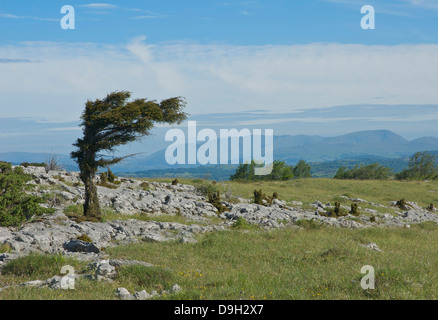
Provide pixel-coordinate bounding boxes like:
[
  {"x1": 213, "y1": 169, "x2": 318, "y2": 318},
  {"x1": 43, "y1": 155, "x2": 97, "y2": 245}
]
[
  {"x1": 116, "y1": 287, "x2": 134, "y2": 300},
  {"x1": 171, "y1": 284, "x2": 181, "y2": 293},
  {"x1": 133, "y1": 290, "x2": 151, "y2": 300}
]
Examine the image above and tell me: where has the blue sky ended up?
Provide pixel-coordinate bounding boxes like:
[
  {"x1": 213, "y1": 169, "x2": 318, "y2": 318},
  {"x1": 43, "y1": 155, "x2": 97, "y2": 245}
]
[
  {"x1": 1, "y1": 0, "x2": 438, "y2": 155},
  {"x1": 1, "y1": 0, "x2": 438, "y2": 45}
]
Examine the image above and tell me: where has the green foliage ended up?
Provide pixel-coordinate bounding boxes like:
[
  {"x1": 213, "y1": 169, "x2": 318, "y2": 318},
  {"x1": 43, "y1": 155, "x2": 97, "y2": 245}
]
[
  {"x1": 231, "y1": 160, "x2": 295, "y2": 181},
  {"x1": 295, "y1": 219, "x2": 324, "y2": 230},
  {"x1": 140, "y1": 182, "x2": 150, "y2": 191},
  {"x1": 396, "y1": 152, "x2": 438, "y2": 180},
  {"x1": 117, "y1": 265, "x2": 176, "y2": 292},
  {"x1": 334, "y1": 163, "x2": 393, "y2": 180},
  {"x1": 1, "y1": 253, "x2": 80, "y2": 279},
  {"x1": 231, "y1": 217, "x2": 259, "y2": 230},
  {"x1": 77, "y1": 233, "x2": 93, "y2": 243},
  {"x1": 325, "y1": 201, "x2": 347, "y2": 218},
  {"x1": 293, "y1": 160, "x2": 312, "y2": 178},
  {"x1": 195, "y1": 181, "x2": 219, "y2": 197},
  {"x1": 0, "y1": 243, "x2": 12, "y2": 254},
  {"x1": 107, "y1": 167, "x2": 116, "y2": 183},
  {"x1": 71, "y1": 91, "x2": 187, "y2": 218},
  {"x1": 349, "y1": 203, "x2": 359, "y2": 216},
  {"x1": 0, "y1": 162, "x2": 54, "y2": 227},
  {"x1": 396, "y1": 198, "x2": 407, "y2": 208},
  {"x1": 253, "y1": 189, "x2": 263, "y2": 205},
  {"x1": 20, "y1": 162, "x2": 46, "y2": 168},
  {"x1": 208, "y1": 191, "x2": 229, "y2": 214},
  {"x1": 252, "y1": 189, "x2": 272, "y2": 206},
  {"x1": 64, "y1": 204, "x2": 84, "y2": 216}
]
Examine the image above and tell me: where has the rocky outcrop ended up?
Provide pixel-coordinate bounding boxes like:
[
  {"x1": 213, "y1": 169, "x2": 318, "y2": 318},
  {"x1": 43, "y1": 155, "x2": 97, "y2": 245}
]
[{"x1": 1, "y1": 166, "x2": 436, "y2": 267}]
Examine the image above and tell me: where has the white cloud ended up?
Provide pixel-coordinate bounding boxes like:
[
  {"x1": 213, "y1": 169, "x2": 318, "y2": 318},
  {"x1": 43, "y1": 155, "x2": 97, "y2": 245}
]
[
  {"x1": 0, "y1": 13, "x2": 25, "y2": 19},
  {"x1": 78, "y1": 3, "x2": 118, "y2": 9},
  {"x1": 1, "y1": 39, "x2": 438, "y2": 123}
]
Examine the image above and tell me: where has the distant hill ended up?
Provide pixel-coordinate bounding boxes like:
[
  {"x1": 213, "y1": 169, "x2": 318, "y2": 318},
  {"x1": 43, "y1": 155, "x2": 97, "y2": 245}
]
[
  {"x1": 2, "y1": 130, "x2": 438, "y2": 177},
  {"x1": 120, "y1": 129, "x2": 438, "y2": 171},
  {"x1": 0, "y1": 152, "x2": 78, "y2": 171}
]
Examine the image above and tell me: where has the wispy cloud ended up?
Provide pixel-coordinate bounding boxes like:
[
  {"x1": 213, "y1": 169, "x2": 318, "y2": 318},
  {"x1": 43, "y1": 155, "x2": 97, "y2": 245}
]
[
  {"x1": 0, "y1": 13, "x2": 25, "y2": 19},
  {"x1": 78, "y1": 3, "x2": 118, "y2": 9},
  {"x1": 2, "y1": 39, "x2": 438, "y2": 125},
  {"x1": 0, "y1": 58, "x2": 32, "y2": 63},
  {"x1": 402, "y1": 0, "x2": 438, "y2": 9}
]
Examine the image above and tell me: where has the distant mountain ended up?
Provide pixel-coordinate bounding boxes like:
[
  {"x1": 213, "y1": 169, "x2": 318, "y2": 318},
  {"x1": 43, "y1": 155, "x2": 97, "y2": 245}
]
[
  {"x1": 121, "y1": 129, "x2": 438, "y2": 171},
  {"x1": 2, "y1": 130, "x2": 438, "y2": 175}
]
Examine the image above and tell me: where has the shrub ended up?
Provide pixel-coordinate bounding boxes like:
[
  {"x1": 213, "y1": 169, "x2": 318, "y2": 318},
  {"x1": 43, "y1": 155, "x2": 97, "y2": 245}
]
[
  {"x1": 253, "y1": 189, "x2": 263, "y2": 205},
  {"x1": 208, "y1": 191, "x2": 230, "y2": 215},
  {"x1": 0, "y1": 162, "x2": 55, "y2": 227},
  {"x1": 396, "y1": 198, "x2": 407, "y2": 209},
  {"x1": 295, "y1": 219, "x2": 324, "y2": 230},
  {"x1": 20, "y1": 162, "x2": 46, "y2": 168},
  {"x1": 350, "y1": 203, "x2": 359, "y2": 216},
  {"x1": 140, "y1": 182, "x2": 150, "y2": 191},
  {"x1": 334, "y1": 163, "x2": 393, "y2": 180},
  {"x1": 45, "y1": 153, "x2": 63, "y2": 171},
  {"x1": 327, "y1": 201, "x2": 347, "y2": 218},
  {"x1": 253, "y1": 189, "x2": 273, "y2": 206},
  {"x1": 107, "y1": 167, "x2": 116, "y2": 183},
  {"x1": 77, "y1": 233, "x2": 92, "y2": 243},
  {"x1": 232, "y1": 217, "x2": 259, "y2": 230},
  {"x1": 195, "y1": 181, "x2": 219, "y2": 197}
]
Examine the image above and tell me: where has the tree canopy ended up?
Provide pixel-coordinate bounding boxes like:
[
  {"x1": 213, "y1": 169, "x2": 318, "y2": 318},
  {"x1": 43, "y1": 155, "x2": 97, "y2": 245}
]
[
  {"x1": 71, "y1": 91, "x2": 188, "y2": 218},
  {"x1": 230, "y1": 160, "x2": 310, "y2": 181},
  {"x1": 334, "y1": 163, "x2": 393, "y2": 180},
  {"x1": 396, "y1": 151, "x2": 438, "y2": 180}
]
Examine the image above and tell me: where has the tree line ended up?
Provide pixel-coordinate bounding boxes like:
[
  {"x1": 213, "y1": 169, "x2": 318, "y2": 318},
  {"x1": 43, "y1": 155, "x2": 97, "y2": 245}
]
[
  {"x1": 334, "y1": 151, "x2": 438, "y2": 180},
  {"x1": 230, "y1": 160, "x2": 312, "y2": 181}
]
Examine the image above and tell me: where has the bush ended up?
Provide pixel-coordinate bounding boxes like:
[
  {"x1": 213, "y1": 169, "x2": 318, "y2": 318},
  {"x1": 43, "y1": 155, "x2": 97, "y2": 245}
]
[
  {"x1": 232, "y1": 217, "x2": 259, "y2": 230},
  {"x1": 253, "y1": 189, "x2": 263, "y2": 205},
  {"x1": 0, "y1": 162, "x2": 55, "y2": 227},
  {"x1": 328, "y1": 201, "x2": 347, "y2": 218},
  {"x1": 20, "y1": 162, "x2": 46, "y2": 168},
  {"x1": 140, "y1": 182, "x2": 150, "y2": 191},
  {"x1": 107, "y1": 167, "x2": 116, "y2": 183},
  {"x1": 334, "y1": 163, "x2": 393, "y2": 180},
  {"x1": 77, "y1": 233, "x2": 92, "y2": 243},
  {"x1": 350, "y1": 203, "x2": 359, "y2": 216},
  {"x1": 195, "y1": 181, "x2": 219, "y2": 197},
  {"x1": 253, "y1": 189, "x2": 273, "y2": 206},
  {"x1": 208, "y1": 191, "x2": 229, "y2": 215}
]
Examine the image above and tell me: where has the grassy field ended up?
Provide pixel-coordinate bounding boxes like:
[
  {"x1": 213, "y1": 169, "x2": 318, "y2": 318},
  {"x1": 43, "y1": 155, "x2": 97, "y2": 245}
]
[
  {"x1": 154, "y1": 177, "x2": 438, "y2": 211},
  {"x1": 0, "y1": 178, "x2": 437, "y2": 300},
  {"x1": 1, "y1": 223, "x2": 437, "y2": 300}
]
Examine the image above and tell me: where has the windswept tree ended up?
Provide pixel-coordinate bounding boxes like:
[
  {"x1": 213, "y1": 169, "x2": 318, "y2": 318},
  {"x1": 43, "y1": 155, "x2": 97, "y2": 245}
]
[
  {"x1": 396, "y1": 151, "x2": 438, "y2": 180},
  {"x1": 71, "y1": 91, "x2": 187, "y2": 219}
]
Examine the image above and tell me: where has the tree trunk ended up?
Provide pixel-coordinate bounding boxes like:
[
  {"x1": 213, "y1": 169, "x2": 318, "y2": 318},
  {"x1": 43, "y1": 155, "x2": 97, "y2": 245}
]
[{"x1": 83, "y1": 173, "x2": 101, "y2": 219}]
